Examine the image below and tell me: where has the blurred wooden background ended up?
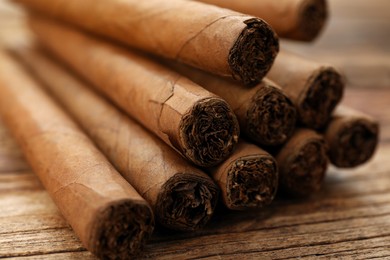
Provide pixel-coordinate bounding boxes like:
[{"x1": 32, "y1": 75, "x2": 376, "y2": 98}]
[{"x1": 1, "y1": 0, "x2": 390, "y2": 259}]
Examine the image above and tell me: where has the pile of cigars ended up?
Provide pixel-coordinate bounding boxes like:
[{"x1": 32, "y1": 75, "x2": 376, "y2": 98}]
[{"x1": 0, "y1": 0, "x2": 379, "y2": 259}]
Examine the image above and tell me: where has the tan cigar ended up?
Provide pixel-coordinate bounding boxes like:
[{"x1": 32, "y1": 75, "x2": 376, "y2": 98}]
[
  {"x1": 14, "y1": 0, "x2": 279, "y2": 85},
  {"x1": 164, "y1": 60, "x2": 297, "y2": 146},
  {"x1": 325, "y1": 106, "x2": 379, "y2": 168},
  {"x1": 0, "y1": 51, "x2": 154, "y2": 259},
  {"x1": 210, "y1": 141, "x2": 278, "y2": 210},
  {"x1": 15, "y1": 47, "x2": 220, "y2": 231},
  {"x1": 28, "y1": 15, "x2": 240, "y2": 167},
  {"x1": 275, "y1": 129, "x2": 329, "y2": 197},
  {"x1": 195, "y1": 0, "x2": 328, "y2": 41},
  {"x1": 267, "y1": 50, "x2": 345, "y2": 129}
]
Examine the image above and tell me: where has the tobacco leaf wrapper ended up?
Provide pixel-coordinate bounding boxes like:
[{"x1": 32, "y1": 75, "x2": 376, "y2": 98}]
[
  {"x1": 0, "y1": 51, "x2": 154, "y2": 259},
  {"x1": 165, "y1": 61, "x2": 297, "y2": 146},
  {"x1": 197, "y1": 0, "x2": 328, "y2": 41},
  {"x1": 325, "y1": 106, "x2": 379, "y2": 168},
  {"x1": 16, "y1": 48, "x2": 220, "y2": 231},
  {"x1": 267, "y1": 50, "x2": 345, "y2": 129},
  {"x1": 28, "y1": 15, "x2": 240, "y2": 167},
  {"x1": 275, "y1": 129, "x2": 328, "y2": 197},
  {"x1": 14, "y1": 0, "x2": 279, "y2": 85},
  {"x1": 210, "y1": 141, "x2": 278, "y2": 210}
]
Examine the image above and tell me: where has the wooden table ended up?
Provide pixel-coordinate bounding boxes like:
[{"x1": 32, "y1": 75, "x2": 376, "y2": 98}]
[{"x1": 1, "y1": 0, "x2": 390, "y2": 259}]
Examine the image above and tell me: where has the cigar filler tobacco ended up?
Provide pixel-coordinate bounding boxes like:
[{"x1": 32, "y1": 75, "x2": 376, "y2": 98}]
[
  {"x1": 15, "y1": 48, "x2": 220, "y2": 231},
  {"x1": 275, "y1": 129, "x2": 329, "y2": 197},
  {"x1": 0, "y1": 51, "x2": 154, "y2": 259},
  {"x1": 325, "y1": 106, "x2": 379, "y2": 168},
  {"x1": 14, "y1": 0, "x2": 279, "y2": 85},
  {"x1": 210, "y1": 141, "x2": 278, "y2": 210},
  {"x1": 29, "y1": 15, "x2": 240, "y2": 168}
]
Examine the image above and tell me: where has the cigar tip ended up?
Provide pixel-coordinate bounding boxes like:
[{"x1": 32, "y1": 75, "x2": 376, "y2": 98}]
[
  {"x1": 229, "y1": 18, "x2": 279, "y2": 86},
  {"x1": 300, "y1": 67, "x2": 344, "y2": 129},
  {"x1": 156, "y1": 173, "x2": 219, "y2": 231},
  {"x1": 279, "y1": 133, "x2": 328, "y2": 197},
  {"x1": 247, "y1": 82, "x2": 297, "y2": 146},
  {"x1": 329, "y1": 119, "x2": 379, "y2": 168},
  {"x1": 180, "y1": 97, "x2": 239, "y2": 167},
  {"x1": 90, "y1": 200, "x2": 154, "y2": 259},
  {"x1": 295, "y1": 0, "x2": 328, "y2": 41},
  {"x1": 226, "y1": 155, "x2": 278, "y2": 210}
]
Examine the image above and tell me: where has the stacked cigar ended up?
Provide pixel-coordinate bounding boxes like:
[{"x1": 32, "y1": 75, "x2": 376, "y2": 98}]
[{"x1": 0, "y1": 0, "x2": 379, "y2": 258}]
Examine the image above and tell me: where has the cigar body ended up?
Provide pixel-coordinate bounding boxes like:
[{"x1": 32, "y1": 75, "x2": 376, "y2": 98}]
[
  {"x1": 275, "y1": 129, "x2": 328, "y2": 196},
  {"x1": 210, "y1": 141, "x2": 278, "y2": 210},
  {"x1": 16, "y1": 48, "x2": 220, "y2": 231},
  {"x1": 325, "y1": 106, "x2": 379, "y2": 168},
  {"x1": 166, "y1": 61, "x2": 297, "y2": 146},
  {"x1": 267, "y1": 50, "x2": 344, "y2": 129},
  {"x1": 29, "y1": 16, "x2": 240, "y2": 167},
  {"x1": 196, "y1": 0, "x2": 328, "y2": 41},
  {"x1": 0, "y1": 51, "x2": 154, "y2": 259},
  {"x1": 14, "y1": 0, "x2": 279, "y2": 85}
]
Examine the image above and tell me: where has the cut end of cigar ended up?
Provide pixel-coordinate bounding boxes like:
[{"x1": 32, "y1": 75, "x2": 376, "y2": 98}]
[
  {"x1": 90, "y1": 200, "x2": 154, "y2": 259},
  {"x1": 281, "y1": 137, "x2": 328, "y2": 197},
  {"x1": 247, "y1": 83, "x2": 297, "y2": 146},
  {"x1": 329, "y1": 119, "x2": 379, "y2": 168},
  {"x1": 229, "y1": 18, "x2": 279, "y2": 86},
  {"x1": 156, "y1": 173, "x2": 219, "y2": 231},
  {"x1": 300, "y1": 67, "x2": 344, "y2": 129},
  {"x1": 295, "y1": 0, "x2": 328, "y2": 41},
  {"x1": 180, "y1": 97, "x2": 239, "y2": 167},
  {"x1": 226, "y1": 155, "x2": 278, "y2": 210}
]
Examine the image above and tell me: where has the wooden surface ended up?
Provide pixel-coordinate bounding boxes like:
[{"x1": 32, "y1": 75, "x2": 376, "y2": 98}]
[{"x1": 1, "y1": 0, "x2": 390, "y2": 259}]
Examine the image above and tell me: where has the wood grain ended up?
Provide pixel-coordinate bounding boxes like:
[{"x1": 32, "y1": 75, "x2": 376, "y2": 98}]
[{"x1": 0, "y1": 0, "x2": 389, "y2": 258}]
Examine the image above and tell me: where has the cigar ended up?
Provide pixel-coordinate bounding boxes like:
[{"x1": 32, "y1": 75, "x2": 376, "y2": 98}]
[
  {"x1": 210, "y1": 141, "x2": 278, "y2": 210},
  {"x1": 15, "y1": 47, "x2": 220, "y2": 231},
  {"x1": 0, "y1": 51, "x2": 154, "y2": 259},
  {"x1": 275, "y1": 129, "x2": 328, "y2": 196},
  {"x1": 196, "y1": 0, "x2": 328, "y2": 41},
  {"x1": 29, "y1": 15, "x2": 240, "y2": 167},
  {"x1": 267, "y1": 50, "x2": 345, "y2": 129},
  {"x1": 14, "y1": 0, "x2": 279, "y2": 86},
  {"x1": 164, "y1": 62, "x2": 297, "y2": 146},
  {"x1": 325, "y1": 106, "x2": 379, "y2": 168}
]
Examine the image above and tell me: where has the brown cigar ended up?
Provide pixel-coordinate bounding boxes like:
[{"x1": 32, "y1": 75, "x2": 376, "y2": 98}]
[
  {"x1": 325, "y1": 106, "x2": 379, "y2": 168},
  {"x1": 164, "y1": 61, "x2": 297, "y2": 146},
  {"x1": 210, "y1": 141, "x2": 278, "y2": 210},
  {"x1": 28, "y1": 15, "x2": 240, "y2": 168},
  {"x1": 14, "y1": 0, "x2": 279, "y2": 86},
  {"x1": 15, "y1": 47, "x2": 220, "y2": 231},
  {"x1": 0, "y1": 51, "x2": 154, "y2": 259},
  {"x1": 196, "y1": 0, "x2": 328, "y2": 41},
  {"x1": 267, "y1": 50, "x2": 345, "y2": 129},
  {"x1": 275, "y1": 129, "x2": 328, "y2": 196}
]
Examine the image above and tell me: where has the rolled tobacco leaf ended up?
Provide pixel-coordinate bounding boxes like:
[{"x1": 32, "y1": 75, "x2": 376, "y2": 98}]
[
  {"x1": 210, "y1": 141, "x2": 278, "y2": 210},
  {"x1": 15, "y1": 0, "x2": 279, "y2": 85},
  {"x1": 196, "y1": 0, "x2": 328, "y2": 41},
  {"x1": 275, "y1": 129, "x2": 329, "y2": 197},
  {"x1": 16, "y1": 47, "x2": 220, "y2": 231},
  {"x1": 267, "y1": 50, "x2": 345, "y2": 129},
  {"x1": 29, "y1": 15, "x2": 239, "y2": 167},
  {"x1": 165, "y1": 61, "x2": 297, "y2": 146},
  {"x1": 324, "y1": 106, "x2": 379, "y2": 168},
  {"x1": 0, "y1": 51, "x2": 154, "y2": 259}
]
